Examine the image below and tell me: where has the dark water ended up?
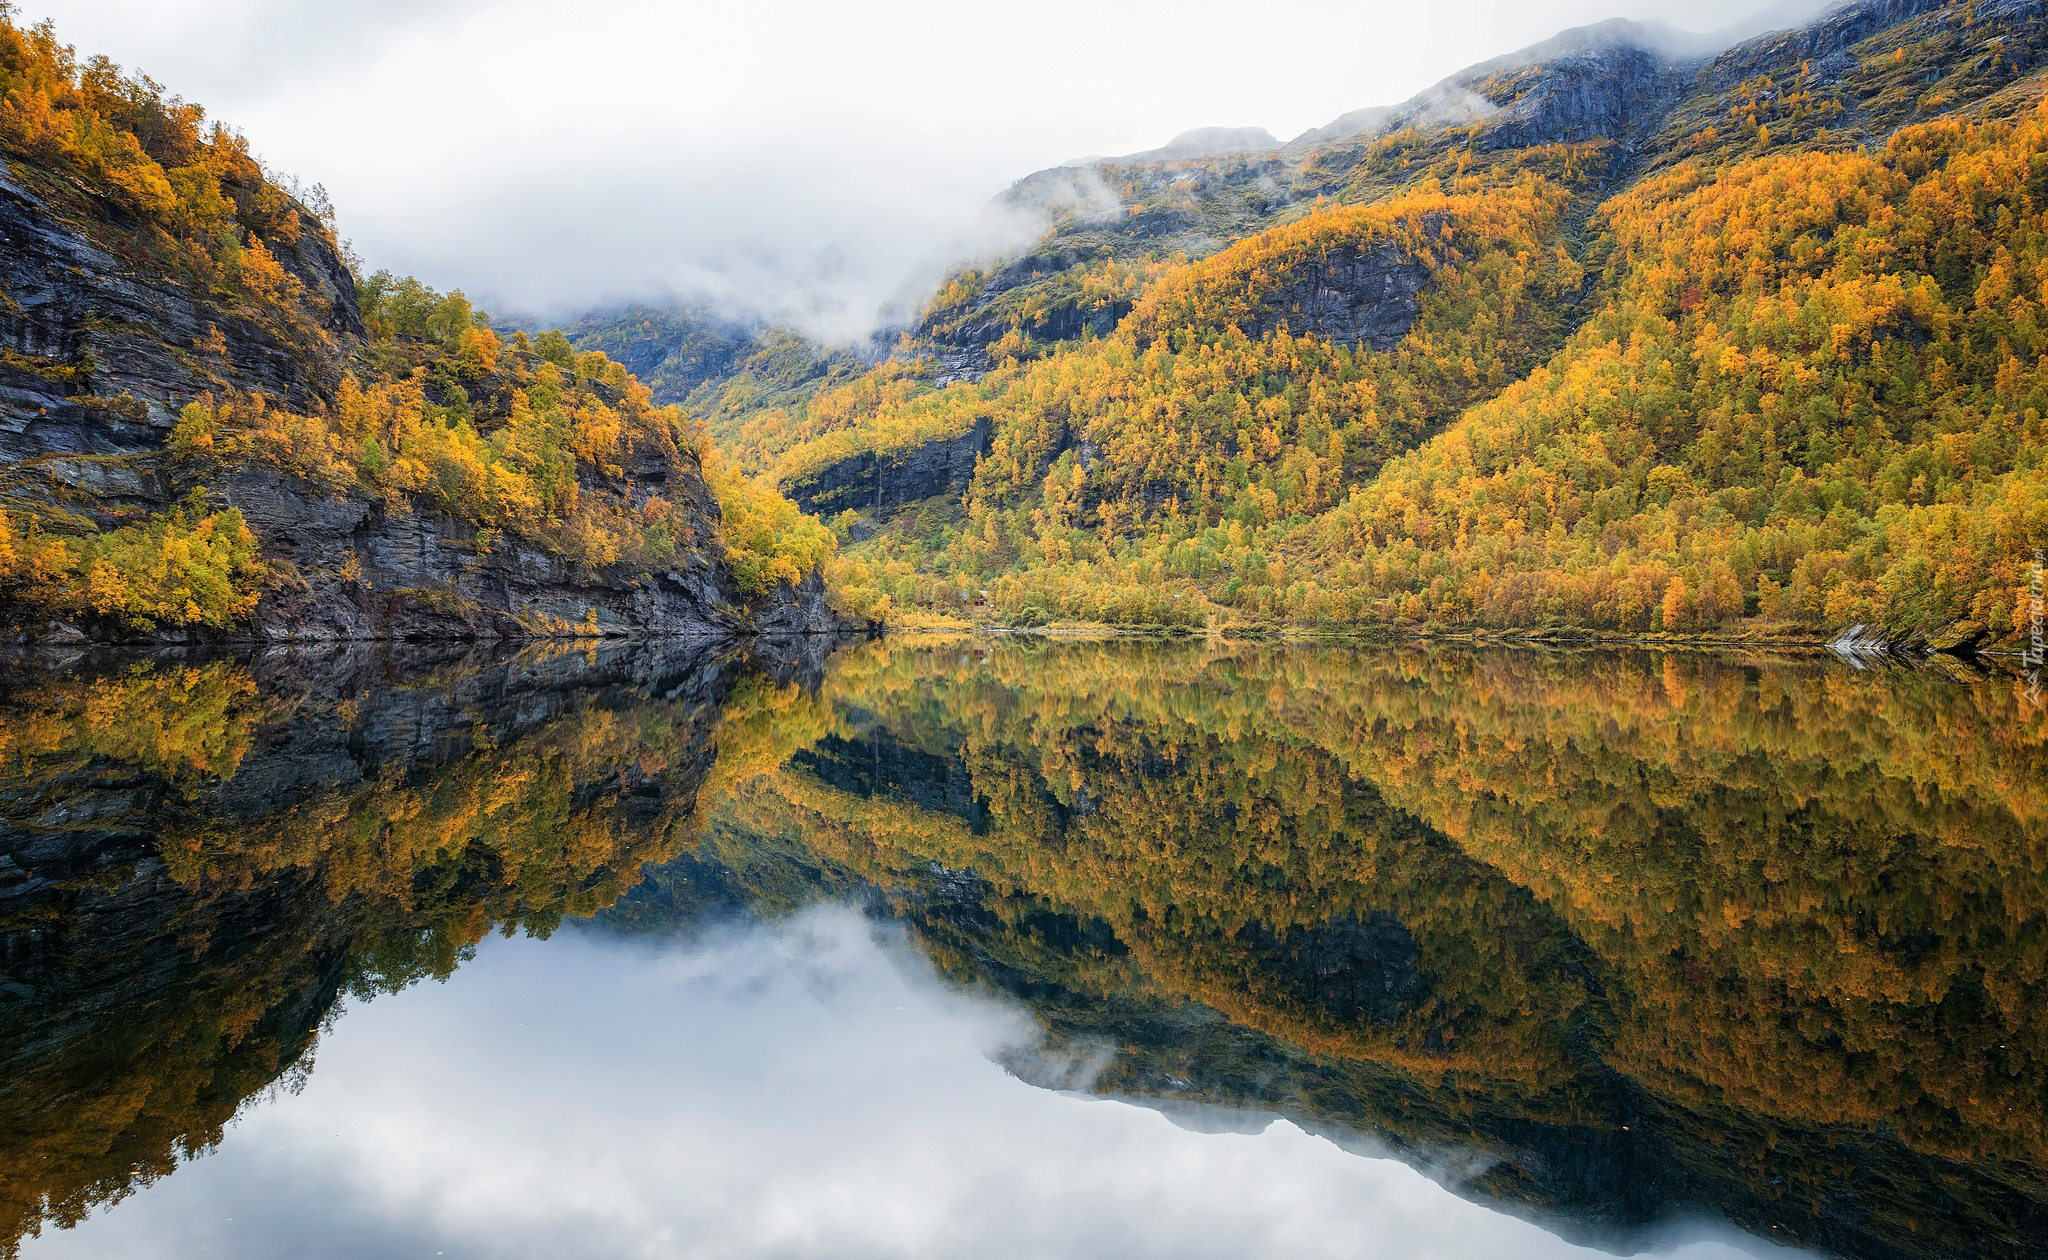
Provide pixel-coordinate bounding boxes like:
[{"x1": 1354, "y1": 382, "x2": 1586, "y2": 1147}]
[{"x1": 1, "y1": 638, "x2": 2043, "y2": 1260}]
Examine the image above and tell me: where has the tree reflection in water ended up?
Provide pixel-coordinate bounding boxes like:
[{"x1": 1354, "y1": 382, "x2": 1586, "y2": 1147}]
[{"x1": 1, "y1": 639, "x2": 2042, "y2": 1259}]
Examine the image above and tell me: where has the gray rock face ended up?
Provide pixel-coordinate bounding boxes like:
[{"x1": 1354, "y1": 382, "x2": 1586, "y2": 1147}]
[
  {"x1": 216, "y1": 463, "x2": 745, "y2": 643},
  {"x1": 1828, "y1": 616, "x2": 1989, "y2": 663},
  {"x1": 931, "y1": 346, "x2": 994, "y2": 388},
  {"x1": 1633, "y1": 0, "x2": 2043, "y2": 169},
  {"x1": 1473, "y1": 43, "x2": 1687, "y2": 151},
  {"x1": 1827, "y1": 622, "x2": 1895, "y2": 667},
  {"x1": 1359, "y1": 18, "x2": 1705, "y2": 155},
  {"x1": 750, "y1": 570, "x2": 872, "y2": 639},
  {"x1": 917, "y1": 242, "x2": 1136, "y2": 387},
  {"x1": 1245, "y1": 231, "x2": 1436, "y2": 351},
  {"x1": 1688, "y1": 0, "x2": 1959, "y2": 100},
  {"x1": 0, "y1": 167, "x2": 361, "y2": 472},
  {"x1": 782, "y1": 417, "x2": 992, "y2": 523},
  {"x1": 4, "y1": 442, "x2": 856, "y2": 644},
  {"x1": 935, "y1": 291, "x2": 1132, "y2": 379}
]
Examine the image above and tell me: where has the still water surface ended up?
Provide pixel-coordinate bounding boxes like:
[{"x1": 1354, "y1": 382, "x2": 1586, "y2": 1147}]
[{"x1": 0, "y1": 639, "x2": 2041, "y2": 1259}]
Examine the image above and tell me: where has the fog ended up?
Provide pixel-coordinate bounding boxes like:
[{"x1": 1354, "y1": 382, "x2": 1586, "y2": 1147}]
[{"x1": 24, "y1": 0, "x2": 1832, "y2": 340}]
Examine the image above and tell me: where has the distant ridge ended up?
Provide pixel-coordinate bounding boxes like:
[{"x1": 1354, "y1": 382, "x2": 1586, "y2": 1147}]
[{"x1": 1111, "y1": 125, "x2": 1281, "y2": 163}]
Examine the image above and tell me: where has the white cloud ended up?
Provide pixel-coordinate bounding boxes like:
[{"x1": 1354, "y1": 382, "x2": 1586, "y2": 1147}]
[{"x1": 20, "y1": 0, "x2": 1824, "y2": 337}]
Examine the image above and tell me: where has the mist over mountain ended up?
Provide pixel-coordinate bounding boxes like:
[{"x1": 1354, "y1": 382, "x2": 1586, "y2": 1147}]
[
  {"x1": 544, "y1": 0, "x2": 1847, "y2": 367},
  {"x1": 4, "y1": 0, "x2": 2043, "y2": 651},
  {"x1": 520, "y1": 1, "x2": 1838, "y2": 345},
  {"x1": 18, "y1": 0, "x2": 1819, "y2": 345}
]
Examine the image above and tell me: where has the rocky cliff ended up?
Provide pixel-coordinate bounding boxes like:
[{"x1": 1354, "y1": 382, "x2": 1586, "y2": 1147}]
[
  {"x1": 781, "y1": 416, "x2": 992, "y2": 523},
  {"x1": 1455, "y1": 27, "x2": 1694, "y2": 154},
  {"x1": 1244, "y1": 232, "x2": 1435, "y2": 350},
  {"x1": 0, "y1": 169, "x2": 361, "y2": 444},
  {"x1": 209, "y1": 461, "x2": 750, "y2": 643},
  {"x1": 0, "y1": 137, "x2": 850, "y2": 644},
  {"x1": 0, "y1": 164, "x2": 357, "y2": 512}
]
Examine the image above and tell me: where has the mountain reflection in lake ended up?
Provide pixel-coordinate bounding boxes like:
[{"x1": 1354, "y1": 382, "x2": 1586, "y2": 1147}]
[{"x1": 1, "y1": 639, "x2": 2042, "y2": 1260}]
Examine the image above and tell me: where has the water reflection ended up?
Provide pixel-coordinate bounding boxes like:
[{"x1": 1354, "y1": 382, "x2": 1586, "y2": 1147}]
[
  {"x1": 1, "y1": 639, "x2": 2043, "y2": 1259},
  {"x1": 0, "y1": 640, "x2": 759, "y2": 1255},
  {"x1": 17, "y1": 910, "x2": 1799, "y2": 1260}
]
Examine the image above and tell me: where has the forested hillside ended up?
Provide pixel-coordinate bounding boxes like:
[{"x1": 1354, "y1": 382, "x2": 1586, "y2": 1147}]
[
  {"x1": 0, "y1": 10, "x2": 834, "y2": 641},
  {"x1": 10, "y1": 0, "x2": 2045, "y2": 646},
  {"x1": 608, "y1": 0, "x2": 2048, "y2": 647}
]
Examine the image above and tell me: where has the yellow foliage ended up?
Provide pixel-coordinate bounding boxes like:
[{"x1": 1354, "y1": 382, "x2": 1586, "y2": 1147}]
[
  {"x1": 704, "y1": 448, "x2": 835, "y2": 594},
  {"x1": 0, "y1": 10, "x2": 340, "y2": 336},
  {"x1": 748, "y1": 93, "x2": 2048, "y2": 642},
  {"x1": 0, "y1": 498, "x2": 263, "y2": 631}
]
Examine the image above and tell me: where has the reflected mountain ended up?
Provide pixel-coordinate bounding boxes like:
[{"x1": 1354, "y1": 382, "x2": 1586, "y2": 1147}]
[
  {"x1": 623, "y1": 640, "x2": 2048, "y2": 1260},
  {"x1": 2, "y1": 639, "x2": 2044, "y2": 1260}
]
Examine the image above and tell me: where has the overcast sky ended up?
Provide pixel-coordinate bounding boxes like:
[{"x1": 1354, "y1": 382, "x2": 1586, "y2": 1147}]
[{"x1": 24, "y1": 0, "x2": 1826, "y2": 338}]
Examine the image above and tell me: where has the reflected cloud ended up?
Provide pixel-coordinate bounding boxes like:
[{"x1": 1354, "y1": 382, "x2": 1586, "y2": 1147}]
[
  {"x1": 6, "y1": 641, "x2": 2033, "y2": 1260},
  {"x1": 18, "y1": 907, "x2": 1803, "y2": 1260}
]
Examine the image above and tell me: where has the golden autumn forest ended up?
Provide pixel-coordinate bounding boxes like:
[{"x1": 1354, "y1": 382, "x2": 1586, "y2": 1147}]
[
  {"x1": 661, "y1": 0, "x2": 2048, "y2": 647},
  {"x1": 3, "y1": 0, "x2": 2048, "y2": 645},
  {"x1": 5, "y1": 2, "x2": 2048, "y2": 1255}
]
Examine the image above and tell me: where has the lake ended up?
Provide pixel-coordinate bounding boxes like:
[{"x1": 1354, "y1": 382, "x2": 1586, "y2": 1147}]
[{"x1": 1, "y1": 638, "x2": 2042, "y2": 1260}]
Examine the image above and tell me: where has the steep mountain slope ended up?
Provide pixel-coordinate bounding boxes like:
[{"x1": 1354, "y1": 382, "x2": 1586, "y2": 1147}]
[
  {"x1": 554, "y1": 302, "x2": 870, "y2": 427},
  {"x1": 909, "y1": 0, "x2": 2041, "y2": 378},
  {"x1": 672, "y1": 0, "x2": 2048, "y2": 646},
  {"x1": 0, "y1": 15, "x2": 844, "y2": 643}
]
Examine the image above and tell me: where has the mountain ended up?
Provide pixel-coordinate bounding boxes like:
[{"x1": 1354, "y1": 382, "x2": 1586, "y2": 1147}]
[
  {"x1": 549, "y1": 302, "x2": 761, "y2": 398},
  {"x1": 1122, "y1": 125, "x2": 1282, "y2": 161},
  {"x1": 591, "y1": 0, "x2": 2046, "y2": 648},
  {"x1": 0, "y1": 15, "x2": 848, "y2": 644}
]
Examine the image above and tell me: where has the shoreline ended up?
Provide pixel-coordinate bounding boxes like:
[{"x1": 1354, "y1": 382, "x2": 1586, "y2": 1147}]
[{"x1": 903, "y1": 618, "x2": 2019, "y2": 660}]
